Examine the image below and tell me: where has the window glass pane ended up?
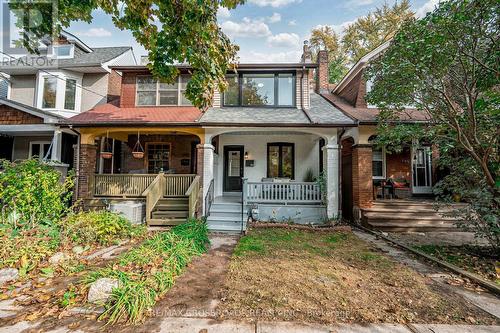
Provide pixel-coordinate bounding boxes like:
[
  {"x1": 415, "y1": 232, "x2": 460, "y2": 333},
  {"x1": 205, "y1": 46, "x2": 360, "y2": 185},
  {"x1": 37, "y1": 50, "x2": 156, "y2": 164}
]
[
  {"x1": 282, "y1": 145, "x2": 293, "y2": 178},
  {"x1": 147, "y1": 144, "x2": 170, "y2": 173},
  {"x1": 159, "y1": 79, "x2": 178, "y2": 90},
  {"x1": 224, "y1": 74, "x2": 239, "y2": 106},
  {"x1": 372, "y1": 150, "x2": 383, "y2": 161},
  {"x1": 180, "y1": 75, "x2": 191, "y2": 90},
  {"x1": 159, "y1": 91, "x2": 178, "y2": 105},
  {"x1": 228, "y1": 151, "x2": 241, "y2": 177},
  {"x1": 64, "y1": 79, "x2": 76, "y2": 110},
  {"x1": 54, "y1": 45, "x2": 72, "y2": 57},
  {"x1": 268, "y1": 146, "x2": 279, "y2": 178},
  {"x1": 31, "y1": 144, "x2": 40, "y2": 158},
  {"x1": 43, "y1": 144, "x2": 51, "y2": 158},
  {"x1": 137, "y1": 76, "x2": 156, "y2": 91},
  {"x1": 372, "y1": 161, "x2": 383, "y2": 177},
  {"x1": 242, "y1": 74, "x2": 274, "y2": 106},
  {"x1": 137, "y1": 91, "x2": 156, "y2": 105},
  {"x1": 42, "y1": 77, "x2": 57, "y2": 108},
  {"x1": 278, "y1": 74, "x2": 294, "y2": 106},
  {"x1": 180, "y1": 92, "x2": 192, "y2": 106}
]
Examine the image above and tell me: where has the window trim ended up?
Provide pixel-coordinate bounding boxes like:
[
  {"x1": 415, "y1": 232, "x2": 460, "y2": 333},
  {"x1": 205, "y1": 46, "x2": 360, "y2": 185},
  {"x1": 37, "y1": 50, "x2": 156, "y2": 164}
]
[
  {"x1": 29, "y1": 141, "x2": 52, "y2": 160},
  {"x1": 267, "y1": 142, "x2": 295, "y2": 179},
  {"x1": 135, "y1": 75, "x2": 192, "y2": 107},
  {"x1": 372, "y1": 146, "x2": 386, "y2": 180},
  {"x1": 36, "y1": 71, "x2": 82, "y2": 113},
  {"x1": 223, "y1": 71, "x2": 296, "y2": 108},
  {"x1": 145, "y1": 142, "x2": 172, "y2": 173},
  {"x1": 51, "y1": 44, "x2": 75, "y2": 59}
]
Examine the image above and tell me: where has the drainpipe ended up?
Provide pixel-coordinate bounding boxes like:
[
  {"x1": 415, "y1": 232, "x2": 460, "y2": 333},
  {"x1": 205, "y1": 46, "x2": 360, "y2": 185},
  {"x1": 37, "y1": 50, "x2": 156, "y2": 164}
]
[
  {"x1": 337, "y1": 127, "x2": 346, "y2": 220},
  {"x1": 68, "y1": 125, "x2": 81, "y2": 202}
]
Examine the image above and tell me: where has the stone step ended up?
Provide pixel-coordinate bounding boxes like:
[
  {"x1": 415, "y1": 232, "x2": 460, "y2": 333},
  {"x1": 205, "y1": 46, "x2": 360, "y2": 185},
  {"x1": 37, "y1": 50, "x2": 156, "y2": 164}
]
[
  {"x1": 208, "y1": 222, "x2": 246, "y2": 233},
  {"x1": 207, "y1": 215, "x2": 244, "y2": 224},
  {"x1": 208, "y1": 210, "x2": 244, "y2": 219},
  {"x1": 210, "y1": 202, "x2": 243, "y2": 211}
]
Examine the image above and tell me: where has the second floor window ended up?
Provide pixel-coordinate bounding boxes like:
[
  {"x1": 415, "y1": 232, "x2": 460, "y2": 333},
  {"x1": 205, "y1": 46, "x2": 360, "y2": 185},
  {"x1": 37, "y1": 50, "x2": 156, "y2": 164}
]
[
  {"x1": 38, "y1": 72, "x2": 81, "y2": 112},
  {"x1": 136, "y1": 75, "x2": 192, "y2": 106},
  {"x1": 42, "y1": 77, "x2": 57, "y2": 108},
  {"x1": 223, "y1": 72, "x2": 295, "y2": 107}
]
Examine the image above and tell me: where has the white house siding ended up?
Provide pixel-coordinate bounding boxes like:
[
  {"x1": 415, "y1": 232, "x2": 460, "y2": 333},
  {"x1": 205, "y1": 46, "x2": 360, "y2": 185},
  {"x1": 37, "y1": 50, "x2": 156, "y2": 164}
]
[
  {"x1": 10, "y1": 75, "x2": 36, "y2": 107},
  {"x1": 214, "y1": 131, "x2": 321, "y2": 197},
  {"x1": 295, "y1": 70, "x2": 310, "y2": 110},
  {"x1": 81, "y1": 73, "x2": 108, "y2": 112}
]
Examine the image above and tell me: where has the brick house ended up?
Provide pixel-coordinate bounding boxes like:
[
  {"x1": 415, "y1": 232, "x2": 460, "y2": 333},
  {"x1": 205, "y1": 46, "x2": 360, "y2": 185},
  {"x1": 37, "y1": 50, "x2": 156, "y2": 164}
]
[
  {"x1": 0, "y1": 30, "x2": 136, "y2": 171},
  {"x1": 66, "y1": 50, "x2": 356, "y2": 232}
]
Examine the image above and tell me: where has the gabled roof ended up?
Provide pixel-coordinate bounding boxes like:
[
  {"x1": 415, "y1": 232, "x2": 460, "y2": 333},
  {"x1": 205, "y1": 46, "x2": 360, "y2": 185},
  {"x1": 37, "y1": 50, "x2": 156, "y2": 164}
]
[
  {"x1": 333, "y1": 41, "x2": 390, "y2": 95},
  {"x1": 65, "y1": 103, "x2": 202, "y2": 126},
  {"x1": 0, "y1": 97, "x2": 63, "y2": 122}
]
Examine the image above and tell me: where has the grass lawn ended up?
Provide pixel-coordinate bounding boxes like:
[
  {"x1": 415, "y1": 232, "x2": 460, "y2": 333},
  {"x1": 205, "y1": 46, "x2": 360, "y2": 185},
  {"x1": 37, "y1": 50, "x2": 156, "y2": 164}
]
[
  {"x1": 414, "y1": 245, "x2": 499, "y2": 285},
  {"x1": 217, "y1": 228, "x2": 498, "y2": 325}
]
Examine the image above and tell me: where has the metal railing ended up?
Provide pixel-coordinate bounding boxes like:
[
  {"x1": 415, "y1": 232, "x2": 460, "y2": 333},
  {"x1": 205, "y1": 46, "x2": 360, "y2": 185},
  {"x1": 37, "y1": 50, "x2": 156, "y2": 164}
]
[{"x1": 204, "y1": 179, "x2": 214, "y2": 217}]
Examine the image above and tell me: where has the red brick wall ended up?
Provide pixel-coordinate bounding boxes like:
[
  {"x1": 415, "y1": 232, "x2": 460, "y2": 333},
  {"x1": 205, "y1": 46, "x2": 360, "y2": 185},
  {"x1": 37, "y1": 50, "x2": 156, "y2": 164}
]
[
  {"x1": 78, "y1": 144, "x2": 97, "y2": 199},
  {"x1": 352, "y1": 145, "x2": 372, "y2": 208},
  {"x1": 120, "y1": 72, "x2": 141, "y2": 108},
  {"x1": 316, "y1": 50, "x2": 329, "y2": 93},
  {"x1": 107, "y1": 70, "x2": 122, "y2": 103},
  {"x1": 386, "y1": 148, "x2": 411, "y2": 183},
  {"x1": 0, "y1": 105, "x2": 43, "y2": 124}
]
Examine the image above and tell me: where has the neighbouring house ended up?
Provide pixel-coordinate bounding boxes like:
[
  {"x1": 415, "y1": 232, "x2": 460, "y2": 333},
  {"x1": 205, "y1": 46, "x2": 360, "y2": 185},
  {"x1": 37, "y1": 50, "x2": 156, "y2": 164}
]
[
  {"x1": 0, "y1": 30, "x2": 136, "y2": 172},
  {"x1": 322, "y1": 42, "x2": 451, "y2": 232},
  {"x1": 66, "y1": 48, "x2": 355, "y2": 232}
]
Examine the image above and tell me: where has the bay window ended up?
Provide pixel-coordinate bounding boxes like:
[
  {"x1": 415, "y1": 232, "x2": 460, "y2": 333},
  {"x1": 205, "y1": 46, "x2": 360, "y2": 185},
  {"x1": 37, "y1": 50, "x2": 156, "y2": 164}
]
[
  {"x1": 223, "y1": 72, "x2": 295, "y2": 107},
  {"x1": 37, "y1": 71, "x2": 82, "y2": 112},
  {"x1": 136, "y1": 75, "x2": 192, "y2": 106},
  {"x1": 64, "y1": 79, "x2": 76, "y2": 110},
  {"x1": 42, "y1": 77, "x2": 57, "y2": 108}
]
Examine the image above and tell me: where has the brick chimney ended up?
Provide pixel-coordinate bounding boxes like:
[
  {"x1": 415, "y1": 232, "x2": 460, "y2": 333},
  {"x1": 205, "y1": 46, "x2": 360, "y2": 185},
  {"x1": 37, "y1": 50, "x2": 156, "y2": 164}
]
[{"x1": 316, "y1": 50, "x2": 329, "y2": 93}]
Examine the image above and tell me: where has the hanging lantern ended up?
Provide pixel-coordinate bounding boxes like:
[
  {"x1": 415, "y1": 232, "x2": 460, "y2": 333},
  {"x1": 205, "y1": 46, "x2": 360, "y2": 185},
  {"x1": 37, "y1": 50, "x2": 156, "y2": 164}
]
[
  {"x1": 101, "y1": 131, "x2": 113, "y2": 159},
  {"x1": 132, "y1": 131, "x2": 145, "y2": 159}
]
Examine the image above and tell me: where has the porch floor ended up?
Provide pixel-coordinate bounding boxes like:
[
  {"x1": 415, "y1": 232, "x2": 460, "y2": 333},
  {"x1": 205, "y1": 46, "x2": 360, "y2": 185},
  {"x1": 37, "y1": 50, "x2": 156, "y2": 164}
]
[{"x1": 214, "y1": 195, "x2": 242, "y2": 204}]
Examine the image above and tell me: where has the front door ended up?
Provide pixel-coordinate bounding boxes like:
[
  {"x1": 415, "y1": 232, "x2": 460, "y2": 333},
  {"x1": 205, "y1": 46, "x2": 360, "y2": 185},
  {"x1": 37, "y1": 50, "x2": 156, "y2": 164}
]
[
  {"x1": 412, "y1": 146, "x2": 433, "y2": 194},
  {"x1": 224, "y1": 145, "x2": 244, "y2": 192}
]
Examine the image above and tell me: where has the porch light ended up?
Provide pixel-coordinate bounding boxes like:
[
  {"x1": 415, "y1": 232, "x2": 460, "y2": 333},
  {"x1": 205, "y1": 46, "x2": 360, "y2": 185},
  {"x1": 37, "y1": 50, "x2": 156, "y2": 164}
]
[{"x1": 245, "y1": 151, "x2": 249, "y2": 160}]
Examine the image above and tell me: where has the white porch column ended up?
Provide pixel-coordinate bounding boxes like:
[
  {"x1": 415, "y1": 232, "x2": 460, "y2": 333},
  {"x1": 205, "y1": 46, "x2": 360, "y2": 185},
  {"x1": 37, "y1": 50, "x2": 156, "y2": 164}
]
[
  {"x1": 197, "y1": 142, "x2": 215, "y2": 214},
  {"x1": 323, "y1": 141, "x2": 340, "y2": 219},
  {"x1": 51, "y1": 129, "x2": 63, "y2": 161}
]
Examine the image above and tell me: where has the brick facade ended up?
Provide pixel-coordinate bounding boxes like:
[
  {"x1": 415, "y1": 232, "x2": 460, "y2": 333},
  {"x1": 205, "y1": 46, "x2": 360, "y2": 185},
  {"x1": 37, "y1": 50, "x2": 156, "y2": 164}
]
[
  {"x1": 316, "y1": 50, "x2": 329, "y2": 93},
  {"x1": 0, "y1": 105, "x2": 43, "y2": 124},
  {"x1": 78, "y1": 144, "x2": 97, "y2": 200},
  {"x1": 107, "y1": 69, "x2": 122, "y2": 103},
  {"x1": 386, "y1": 148, "x2": 411, "y2": 183},
  {"x1": 352, "y1": 145, "x2": 373, "y2": 209}
]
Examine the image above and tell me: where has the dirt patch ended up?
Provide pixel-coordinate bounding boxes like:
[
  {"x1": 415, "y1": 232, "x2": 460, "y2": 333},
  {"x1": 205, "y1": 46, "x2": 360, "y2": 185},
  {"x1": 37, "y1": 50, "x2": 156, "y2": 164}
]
[{"x1": 217, "y1": 228, "x2": 499, "y2": 325}]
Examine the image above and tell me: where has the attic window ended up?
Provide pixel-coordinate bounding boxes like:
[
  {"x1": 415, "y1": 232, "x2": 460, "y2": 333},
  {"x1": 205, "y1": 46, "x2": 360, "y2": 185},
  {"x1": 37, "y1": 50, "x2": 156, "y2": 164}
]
[{"x1": 52, "y1": 45, "x2": 74, "y2": 59}]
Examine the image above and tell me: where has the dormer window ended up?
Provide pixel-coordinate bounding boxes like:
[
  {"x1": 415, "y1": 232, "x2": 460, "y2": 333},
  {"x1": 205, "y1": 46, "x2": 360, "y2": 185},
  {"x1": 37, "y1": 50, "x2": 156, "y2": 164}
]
[
  {"x1": 52, "y1": 44, "x2": 74, "y2": 59},
  {"x1": 223, "y1": 72, "x2": 295, "y2": 107}
]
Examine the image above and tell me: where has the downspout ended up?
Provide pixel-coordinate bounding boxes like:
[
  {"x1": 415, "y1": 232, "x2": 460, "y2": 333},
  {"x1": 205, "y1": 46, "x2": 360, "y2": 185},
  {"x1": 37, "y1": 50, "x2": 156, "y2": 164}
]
[
  {"x1": 337, "y1": 127, "x2": 346, "y2": 220},
  {"x1": 68, "y1": 125, "x2": 81, "y2": 202}
]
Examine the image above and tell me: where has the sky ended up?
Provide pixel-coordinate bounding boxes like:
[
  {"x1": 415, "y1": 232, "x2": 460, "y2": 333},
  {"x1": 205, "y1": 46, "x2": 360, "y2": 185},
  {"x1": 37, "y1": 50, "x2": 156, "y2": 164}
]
[{"x1": 65, "y1": 0, "x2": 440, "y2": 63}]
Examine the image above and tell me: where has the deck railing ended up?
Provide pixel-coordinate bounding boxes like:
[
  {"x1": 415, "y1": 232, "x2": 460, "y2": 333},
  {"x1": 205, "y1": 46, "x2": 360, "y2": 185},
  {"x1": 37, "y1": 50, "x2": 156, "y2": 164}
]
[
  {"x1": 142, "y1": 174, "x2": 166, "y2": 224},
  {"x1": 244, "y1": 179, "x2": 322, "y2": 205},
  {"x1": 92, "y1": 174, "x2": 157, "y2": 197},
  {"x1": 185, "y1": 176, "x2": 201, "y2": 218},
  {"x1": 164, "y1": 174, "x2": 196, "y2": 196}
]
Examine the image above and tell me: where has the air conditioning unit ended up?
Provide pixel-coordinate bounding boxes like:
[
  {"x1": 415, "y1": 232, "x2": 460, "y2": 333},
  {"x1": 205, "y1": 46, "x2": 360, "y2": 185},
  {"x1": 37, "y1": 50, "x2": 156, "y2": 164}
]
[{"x1": 110, "y1": 201, "x2": 145, "y2": 225}]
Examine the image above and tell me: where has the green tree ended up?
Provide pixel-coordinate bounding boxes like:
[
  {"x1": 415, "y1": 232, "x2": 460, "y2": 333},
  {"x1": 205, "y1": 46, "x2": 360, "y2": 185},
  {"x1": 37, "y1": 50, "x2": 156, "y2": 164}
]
[
  {"x1": 7, "y1": 0, "x2": 244, "y2": 109},
  {"x1": 366, "y1": 0, "x2": 499, "y2": 248},
  {"x1": 342, "y1": 0, "x2": 413, "y2": 63},
  {"x1": 309, "y1": 26, "x2": 348, "y2": 83}
]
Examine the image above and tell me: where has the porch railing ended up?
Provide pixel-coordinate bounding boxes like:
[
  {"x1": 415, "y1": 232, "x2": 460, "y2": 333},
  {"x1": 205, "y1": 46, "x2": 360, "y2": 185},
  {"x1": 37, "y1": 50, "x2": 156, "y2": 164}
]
[
  {"x1": 92, "y1": 174, "x2": 157, "y2": 197},
  {"x1": 185, "y1": 176, "x2": 201, "y2": 218},
  {"x1": 244, "y1": 180, "x2": 322, "y2": 205},
  {"x1": 165, "y1": 174, "x2": 196, "y2": 196}
]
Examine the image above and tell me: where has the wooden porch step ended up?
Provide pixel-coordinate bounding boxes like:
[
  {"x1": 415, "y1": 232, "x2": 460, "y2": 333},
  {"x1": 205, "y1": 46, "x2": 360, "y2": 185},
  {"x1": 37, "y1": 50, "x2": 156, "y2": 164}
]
[
  {"x1": 362, "y1": 212, "x2": 456, "y2": 220},
  {"x1": 148, "y1": 218, "x2": 186, "y2": 226},
  {"x1": 152, "y1": 210, "x2": 188, "y2": 218}
]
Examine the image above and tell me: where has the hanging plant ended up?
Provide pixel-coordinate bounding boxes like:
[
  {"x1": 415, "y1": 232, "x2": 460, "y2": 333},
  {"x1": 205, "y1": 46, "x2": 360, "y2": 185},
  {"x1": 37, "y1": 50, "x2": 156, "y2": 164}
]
[
  {"x1": 132, "y1": 131, "x2": 145, "y2": 159},
  {"x1": 101, "y1": 131, "x2": 113, "y2": 159}
]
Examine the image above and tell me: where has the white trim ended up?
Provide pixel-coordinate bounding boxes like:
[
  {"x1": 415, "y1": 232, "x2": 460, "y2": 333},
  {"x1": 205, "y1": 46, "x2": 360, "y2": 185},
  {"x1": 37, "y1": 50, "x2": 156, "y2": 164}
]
[
  {"x1": 29, "y1": 141, "x2": 52, "y2": 160},
  {"x1": 102, "y1": 48, "x2": 137, "y2": 72},
  {"x1": 50, "y1": 44, "x2": 75, "y2": 59},
  {"x1": 411, "y1": 146, "x2": 433, "y2": 194},
  {"x1": 0, "y1": 124, "x2": 56, "y2": 133},
  {"x1": 135, "y1": 75, "x2": 192, "y2": 106}
]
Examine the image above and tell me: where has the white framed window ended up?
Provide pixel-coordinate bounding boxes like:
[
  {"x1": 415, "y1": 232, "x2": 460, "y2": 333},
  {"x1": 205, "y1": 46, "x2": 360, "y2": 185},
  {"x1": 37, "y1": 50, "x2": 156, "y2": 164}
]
[
  {"x1": 51, "y1": 44, "x2": 74, "y2": 59},
  {"x1": 136, "y1": 75, "x2": 192, "y2": 106},
  {"x1": 372, "y1": 146, "x2": 386, "y2": 179},
  {"x1": 29, "y1": 141, "x2": 51, "y2": 160},
  {"x1": 36, "y1": 71, "x2": 82, "y2": 113}
]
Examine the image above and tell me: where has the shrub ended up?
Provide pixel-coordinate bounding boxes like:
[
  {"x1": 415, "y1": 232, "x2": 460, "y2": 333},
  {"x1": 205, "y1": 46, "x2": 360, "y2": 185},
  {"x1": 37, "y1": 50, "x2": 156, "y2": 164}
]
[
  {"x1": 0, "y1": 159, "x2": 74, "y2": 229},
  {"x1": 61, "y1": 211, "x2": 145, "y2": 245}
]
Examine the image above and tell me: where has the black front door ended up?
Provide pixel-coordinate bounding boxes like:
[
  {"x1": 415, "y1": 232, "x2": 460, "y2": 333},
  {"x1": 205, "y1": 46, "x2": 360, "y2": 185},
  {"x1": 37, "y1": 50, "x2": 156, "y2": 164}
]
[{"x1": 224, "y1": 145, "x2": 244, "y2": 192}]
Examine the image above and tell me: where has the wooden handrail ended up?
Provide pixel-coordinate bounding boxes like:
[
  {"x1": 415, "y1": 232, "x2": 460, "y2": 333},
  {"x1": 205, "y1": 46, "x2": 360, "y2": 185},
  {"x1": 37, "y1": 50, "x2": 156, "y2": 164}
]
[
  {"x1": 92, "y1": 174, "x2": 157, "y2": 197},
  {"x1": 185, "y1": 176, "x2": 201, "y2": 218},
  {"x1": 143, "y1": 173, "x2": 165, "y2": 224}
]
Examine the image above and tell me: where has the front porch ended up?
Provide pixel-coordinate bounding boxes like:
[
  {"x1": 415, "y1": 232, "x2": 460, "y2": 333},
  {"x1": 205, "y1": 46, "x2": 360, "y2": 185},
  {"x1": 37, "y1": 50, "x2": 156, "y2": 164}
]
[{"x1": 76, "y1": 128, "x2": 204, "y2": 226}]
